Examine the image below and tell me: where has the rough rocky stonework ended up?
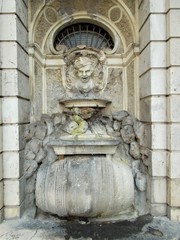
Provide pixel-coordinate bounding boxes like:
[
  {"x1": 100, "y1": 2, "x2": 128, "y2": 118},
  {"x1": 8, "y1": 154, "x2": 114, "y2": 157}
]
[{"x1": 23, "y1": 109, "x2": 148, "y2": 220}]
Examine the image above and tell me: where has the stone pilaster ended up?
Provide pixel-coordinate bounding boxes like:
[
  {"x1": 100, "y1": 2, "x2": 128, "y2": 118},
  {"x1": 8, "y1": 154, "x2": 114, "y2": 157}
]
[
  {"x1": 0, "y1": 0, "x2": 29, "y2": 219},
  {"x1": 166, "y1": 0, "x2": 180, "y2": 221},
  {"x1": 0, "y1": 40, "x2": 3, "y2": 223},
  {"x1": 139, "y1": 0, "x2": 167, "y2": 216}
]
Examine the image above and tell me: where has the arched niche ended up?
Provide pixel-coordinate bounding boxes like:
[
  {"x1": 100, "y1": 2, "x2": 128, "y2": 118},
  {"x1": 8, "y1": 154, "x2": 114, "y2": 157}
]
[{"x1": 29, "y1": 0, "x2": 139, "y2": 121}]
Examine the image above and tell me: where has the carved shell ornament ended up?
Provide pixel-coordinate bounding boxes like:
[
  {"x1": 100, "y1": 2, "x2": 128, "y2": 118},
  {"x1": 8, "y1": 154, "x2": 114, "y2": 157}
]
[{"x1": 62, "y1": 47, "x2": 108, "y2": 97}]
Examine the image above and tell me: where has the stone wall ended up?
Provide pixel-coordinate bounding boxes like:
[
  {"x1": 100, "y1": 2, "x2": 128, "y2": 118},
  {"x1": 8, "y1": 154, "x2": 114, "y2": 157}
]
[
  {"x1": 139, "y1": 0, "x2": 180, "y2": 221},
  {"x1": 166, "y1": 0, "x2": 180, "y2": 221},
  {"x1": 139, "y1": 0, "x2": 167, "y2": 217},
  {"x1": 0, "y1": 39, "x2": 3, "y2": 223},
  {"x1": 0, "y1": 0, "x2": 30, "y2": 220}
]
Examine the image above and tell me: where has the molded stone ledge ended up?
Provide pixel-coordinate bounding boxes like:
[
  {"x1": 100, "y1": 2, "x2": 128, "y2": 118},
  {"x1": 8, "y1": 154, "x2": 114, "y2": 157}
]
[
  {"x1": 1, "y1": 69, "x2": 29, "y2": 99},
  {"x1": 4, "y1": 177, "x2": 25, "y2": 206},
  {"x1": 51, "y1": 137, "x2": 120, "y2": 155}
]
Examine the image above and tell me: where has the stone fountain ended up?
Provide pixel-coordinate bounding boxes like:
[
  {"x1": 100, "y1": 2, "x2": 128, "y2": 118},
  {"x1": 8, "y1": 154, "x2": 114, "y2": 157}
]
[{"x1": 24, "y1": 47, "x2": 148, "y2": 221}]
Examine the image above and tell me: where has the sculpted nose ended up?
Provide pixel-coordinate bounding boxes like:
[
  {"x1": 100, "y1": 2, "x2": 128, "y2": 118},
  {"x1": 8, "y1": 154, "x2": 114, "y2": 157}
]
[{"x1": 82, "y1": 71, "x2": 87, "y2": 77}]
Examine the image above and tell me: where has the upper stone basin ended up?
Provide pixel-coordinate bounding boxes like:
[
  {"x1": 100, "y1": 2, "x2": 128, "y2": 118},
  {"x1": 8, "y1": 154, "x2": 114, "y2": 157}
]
[{"x1": 60, "y1": 98, "x2": 111, "y2": 108}]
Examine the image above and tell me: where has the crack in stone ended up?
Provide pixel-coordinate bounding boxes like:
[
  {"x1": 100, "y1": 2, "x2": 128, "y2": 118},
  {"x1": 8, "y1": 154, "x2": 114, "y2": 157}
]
[
  {"x1": 29, "y1": 229, "x2": 38, "y2": 240},
  {"x1": 0, "y1": 231, "x2": 14, "y2": 238}
]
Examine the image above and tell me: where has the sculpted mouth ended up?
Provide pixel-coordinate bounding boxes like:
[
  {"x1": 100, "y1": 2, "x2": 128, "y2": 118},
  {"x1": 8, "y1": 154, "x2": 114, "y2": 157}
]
[{"x1": 81, "y1": 77, "x2": 89, "y2": 82}]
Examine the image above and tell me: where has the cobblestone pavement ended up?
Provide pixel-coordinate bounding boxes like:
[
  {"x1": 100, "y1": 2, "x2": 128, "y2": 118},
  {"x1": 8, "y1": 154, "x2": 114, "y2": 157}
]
[{"x1": 0, "y1": 215, "x2": 180, "y2": 240}]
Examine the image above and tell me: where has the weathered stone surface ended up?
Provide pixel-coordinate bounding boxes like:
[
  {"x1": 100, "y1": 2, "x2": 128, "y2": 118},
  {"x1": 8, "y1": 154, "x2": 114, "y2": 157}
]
[
  {"x1": 25, "y1": 173, "x2": 37, "y2": 194},
  {"x1": 35, "y1": 122, "x2": 47, "y2": 140},
  {"x1": 113, "y1": 141, "x2": 133, "y2": 166},
  {"x1": 134, "y1": 189, "x2": 148, "y2": 216},
  {"x1": 24, "y1": 124, "x2": 36, "y2": 142},
  {"x1": 36, "y1": 156, "x2": 134, "y2": 218},
  {"x1": 61, "y1": 120, "x2": 78, "y2": 134},
  {"x1": 44, "y1": 147, "x2": 58, "y2": 163},
  {"x1": 106, "y1": 125, "x2": 121, "y2": 137},
  {"x1": 132, "y1": 160, "x2": 141, "y2": 177},
  {"x1": 135, "y1": 172, "x2": 147, "y2": 192},
  {"x1": 35, "y1": 148, "x2": 47, "y2": 163},
  {"x1": 121, "y1": 125, "x2": 135, "y2": 143},
  {"x1": 122, "y1": 116, "x2": 134, "y2": 126},
  {"x1": 23, "y1": 205, "x2": 37, "y2": 219},
  {"x1": 90, "y1": 122, "x2": 107, "y2": 135},
  {"x1": 43, "y1": 135, "x2": 52, "y2": 147},
  {"x1": 53, "y1": 113, "x2": 65, "y2": 126},
  {"x1": 24, "y1": 160, "x2": 38, "y2": 179},
  {"x1": 112, "y1": 111, "x2": 129, "y2": 121},
  {"x1": 140, "y1": 146, "x2": 149, "y2": 163},
  {"x1": 100, "y1": 115, "x2": 113, "y2": 127},
  {"x1": 133, "y1": 120, "x2": 146, "y2": 146},
  {"x1": 27, "y1": 138, "x2": 42, "y2": 154},
  {"x1": 41, "y1": 115, "x2": 54, "y2": 136},
  {"x1": 130, "y1": 141, "x2": 141, "y2": 159},
  {"x1": 25, "y1": 193, "x2": 35, "y2": 209},
  {"x1": 113, "y1": 120, "x2": 121, "y2": 131},
  {"x1": 71, "y1": 115, "x2": 89, "y2": 135},
  {"x1": 24, "y1": 149, "x2": 36, "y2": 161}
]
